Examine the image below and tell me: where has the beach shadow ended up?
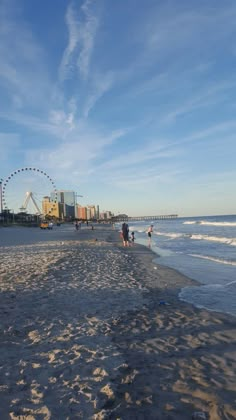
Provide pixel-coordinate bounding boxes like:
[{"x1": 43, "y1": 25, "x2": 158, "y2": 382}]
[{"x1": 109, "y1": 301, "x2": 236, "y2": 420}]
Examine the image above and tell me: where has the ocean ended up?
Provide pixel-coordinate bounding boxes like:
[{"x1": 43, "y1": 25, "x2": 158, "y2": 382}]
[{"x1": 119, "y1": 215, "x2": 236, "y2": 317}]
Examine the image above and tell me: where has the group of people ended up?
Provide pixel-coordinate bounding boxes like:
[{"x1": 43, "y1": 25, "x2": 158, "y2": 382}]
[
  {"x1": 75, "y1": 221, "x2": 82, "y2": 230},
  {"x1": 121, "y1": 222, "x2": 154, "y2": 247},
  {"x1": 121, "y1": 222, "x2": 135, "y2": 247}
]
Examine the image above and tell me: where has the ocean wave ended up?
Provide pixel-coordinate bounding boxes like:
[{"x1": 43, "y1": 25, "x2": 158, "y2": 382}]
[
  {"x1": 155, "y1": 232, "x2": 183, "y2": 239},
  {"x1": 154, "y1": 231, "x2": 236, "y2": 246},
  {"x1": 225, "y1": 280, "x2": 236, "y2": 286},
  {"x1": 183, "y1": 220, "x2": 236, "y2": 227},
  {"x1": 200, "y1": 221, "x2": 236, "y2": 226},
  {"x1": 134, "y1": 229, "x2": 183, "y2": 238},
  {"x1": 183, "y1": 221, "x2": 199, "y2": 225},
  {"x1": 189, "y1": 253, "x2": 236, "y2": 266},
  {"x1": 190, "y1": 234, "x2": 236, "y2": 246}
]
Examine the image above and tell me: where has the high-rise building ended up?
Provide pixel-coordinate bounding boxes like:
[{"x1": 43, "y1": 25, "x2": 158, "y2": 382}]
[
  {"x1": 99, "y1": 210, "x2": 113, "y2": 220},
  {"x1": 76, "y1": 204, "x2": 99, "y2": 220},
  {"x1": 86, "y1": 207, "x2": 91, "y2": 220},
  {"x1": 42, "y1": 196, "x2": 59, "y2": 218},
  {"x1": 51, "y1": 190, "x2": 76, "y2": 219},
  {"x1": 77, "y1": 205, "x2": 87, "y2": 220},
  {"x1": 87, "y1": 205, "x2": 96, "y2": 219}
]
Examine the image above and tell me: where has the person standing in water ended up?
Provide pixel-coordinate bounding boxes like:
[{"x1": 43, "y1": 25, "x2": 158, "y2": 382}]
[
  {"x1": 147, "y1": 224, "x2": 153, "y2": 247},
  {"x1": 131, "y1": 231, "x2": 135, "y2": 245}
]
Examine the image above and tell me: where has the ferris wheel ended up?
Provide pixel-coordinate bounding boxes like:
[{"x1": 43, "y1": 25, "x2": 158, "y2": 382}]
[{"x1": 1, "y1": 167, "x2": 58, "y2": 216}]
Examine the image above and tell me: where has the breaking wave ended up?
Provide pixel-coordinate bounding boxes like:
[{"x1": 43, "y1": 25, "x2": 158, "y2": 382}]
[
  {"x1": 154, "y1": 231, "x2": 236, "y2": 246},
  {"x1": 190, "y1": 234, "x2": 236, "y2": 246},
  {"x1": 189, "y1": 253, "x2": 236, "y2": 266},
  {"x1": 183, "y1": 220, "x2": 236, "y2": 227}
]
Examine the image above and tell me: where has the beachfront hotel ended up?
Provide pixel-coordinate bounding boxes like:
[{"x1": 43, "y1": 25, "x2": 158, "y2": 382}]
[
  {"x1": 42, "y1": 191, "x2": 103, "y2": 221},
  {"x1": 42, "y1": 196, "x2": 60, "y2": 218},
  {"x1": 50, "y1": 190, "x2": 76, "y2": 219},
  {"x1": 76, "y1": 204, "x2": 99, "y2": 220}
]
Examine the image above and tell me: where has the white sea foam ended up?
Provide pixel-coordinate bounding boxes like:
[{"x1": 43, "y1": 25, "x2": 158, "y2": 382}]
[
  {"x1": 154, "y1": 231, "x2": 183, "y2": 239},
  {"x1": 183, "y1": 221, "x2": 198, "y2": 225},
  {"x1": 153, "y1": 231, "x2": 236, "y2": 246},
  {"x1": 183, "y1": 220, "x2": 236, "y2": 227},
  {"x1": 190, "y1": 234, "x2": 236, "y2": 246},
  {"x1": 225, "y1": 280, "x2": 236, "y2": 286},
  {"x1": 189, "y1": 253, "x2": 236, "y2": 266},
  {"x1": 200, "y1": 221, "x2": 236, "y2": 226}
]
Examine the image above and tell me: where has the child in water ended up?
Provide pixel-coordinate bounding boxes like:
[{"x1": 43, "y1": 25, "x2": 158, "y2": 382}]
[{"x1": 131, "y1": 231, "x2": 135, "y2": 244}]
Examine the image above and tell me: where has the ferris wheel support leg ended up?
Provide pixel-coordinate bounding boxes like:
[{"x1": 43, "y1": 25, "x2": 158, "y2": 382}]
[
  {"x1": 31, "y1": 194, "x2": 41, "y2": 214},
  {"x1": 21, "y1": 193, "x2": 31, "y2": 211}
]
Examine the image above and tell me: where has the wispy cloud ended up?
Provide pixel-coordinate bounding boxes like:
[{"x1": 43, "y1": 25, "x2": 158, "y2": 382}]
[
  {"x1": 59, "y1": 0, "x2": 99, "y2": 82},
  {"x1": 182, "y1": 120, "x2": 236, "y2": 146},
  {"x1": 144, "y1": 4, "x2": 236, "y2": 55},
  {"x1": 0, "y1": 133, "x2": 21, "y2": 177},
  {"x1": 0, "y1": 0, "x2": 236, "y2": 215},
  {"x1": 97, "y1": 140, "x2": 182, "y2": 173},
  {"x1": 0, "y1": 133, "x2": 20, "y2": 160},
  {"x1": 162, "y1": 80, "x2": 236, "y2": 124},
  {"x1": 24, "y1": 124, "x2": 127, "y2": 181},
  {"x1": 104, "y1": 165, "x2": 184, "y2": 190},
  {"x1": 77, "y1": 0, "x2": 99, "y2": 79},
  {"x1": 0, "y1": 1, "x2": 51, "y2": 106},
  {"x1": 83, "y1": 71, "x2": 114, "y2": 117},
  {"x1": 59, "y1": 3, "x2": 80, "y2": 82}
]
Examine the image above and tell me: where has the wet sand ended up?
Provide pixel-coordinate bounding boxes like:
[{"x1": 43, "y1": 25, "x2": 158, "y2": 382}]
[{"x1": 0, "y1": 225, "x2": 235, "y2": 419}]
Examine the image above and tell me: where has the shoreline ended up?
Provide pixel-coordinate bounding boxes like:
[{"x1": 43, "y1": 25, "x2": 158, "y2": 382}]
[
  {"x1": 134, "y1": 235, "x2": 236, "y2": 319},
  {"x1": 0, "y1": 225, "x2": 235, "y2": 419}
]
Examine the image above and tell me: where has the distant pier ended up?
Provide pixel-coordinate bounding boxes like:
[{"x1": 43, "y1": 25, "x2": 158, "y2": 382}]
[{"x1": 111, "y1": 214, "x2": 178, "y2": 222}]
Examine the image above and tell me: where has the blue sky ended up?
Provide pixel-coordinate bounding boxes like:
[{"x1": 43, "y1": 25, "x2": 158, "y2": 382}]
[{"x1": 0, "y1": 0, "x2": 236, "y2": 217}]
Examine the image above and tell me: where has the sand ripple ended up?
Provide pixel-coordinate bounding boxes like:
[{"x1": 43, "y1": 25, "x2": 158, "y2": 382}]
[{"x1": 0, "y1": 239, "x2": 235, "y2": 419}]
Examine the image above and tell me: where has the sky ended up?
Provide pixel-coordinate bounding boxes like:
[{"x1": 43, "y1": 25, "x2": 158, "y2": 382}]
[{"x1": 0, "y1": 0, "x2": 236, "y2": 217}]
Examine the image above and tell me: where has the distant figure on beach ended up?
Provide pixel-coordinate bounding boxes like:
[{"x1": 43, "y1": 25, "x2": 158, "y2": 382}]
[
  {"x1": 147, "y1": 224, "x2": 153, "y2": 246},
  {"x1": 131, "y1": 231, "x2": 135, "y2": 244},
  {"x1": 48, "y1": 222, "x2": 53, "y2": 230},
  {"x1": 122, "y1": 222, "x2": 129, "y2": 247}
]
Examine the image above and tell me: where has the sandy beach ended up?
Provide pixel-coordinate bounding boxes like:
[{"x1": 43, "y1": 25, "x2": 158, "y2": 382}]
[{"x1": 0, "y1": 225, "x2": 235, "y2": 419}]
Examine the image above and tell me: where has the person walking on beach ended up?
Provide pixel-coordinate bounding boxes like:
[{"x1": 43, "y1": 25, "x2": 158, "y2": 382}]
[
  {"x1": 122, "y1": 222, "x2": 129, "y2": 247},
  {"x1": 147, "y1": 224, "x2": 153, "y2": 247}
]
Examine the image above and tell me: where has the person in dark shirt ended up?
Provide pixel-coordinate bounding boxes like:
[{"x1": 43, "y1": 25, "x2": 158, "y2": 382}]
[
  {"x1": 147, "y1": 224, "x2": 153, "y2": 247},
  {"x1": 122, "y1": 222, "x2": 129, "y2": 247}
]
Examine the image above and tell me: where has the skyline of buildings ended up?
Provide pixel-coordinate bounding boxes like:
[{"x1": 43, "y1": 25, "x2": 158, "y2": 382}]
[
  {"x1": 42, "y1": 190, "x2": 112, "y2": 220},
  {"x1": 0, "y1": 183, "x2": 114, "y2": 220}
]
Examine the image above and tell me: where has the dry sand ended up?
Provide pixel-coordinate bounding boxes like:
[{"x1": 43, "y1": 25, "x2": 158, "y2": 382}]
[{"x1": 0, "y1": 225, "x2": 235, "y2": 419}]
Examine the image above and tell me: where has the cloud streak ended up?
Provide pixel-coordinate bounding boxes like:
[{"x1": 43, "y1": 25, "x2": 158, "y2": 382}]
[
  {"x1": 82, "y1": 71, "x2": 114, "y2": 117},
  {"x1": 59, "y1": 0, "x2": 99, "y2": 82},
  {"x1": 77, "y1": 0, "x2": 99, "y2": 79},
  {"x1": 24, "y1": 124, "x2": 127, "y2": 180},
  {"x1": 0, "y1": 1, "x2": 51, "y2": 107},
  {"x1": 0, "y1": 1, "x2": 236, "y2": 214}
]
